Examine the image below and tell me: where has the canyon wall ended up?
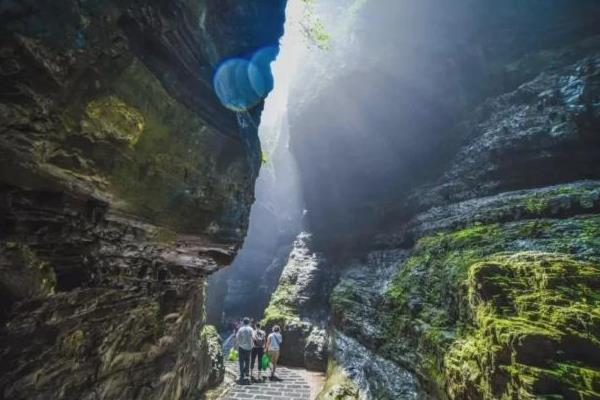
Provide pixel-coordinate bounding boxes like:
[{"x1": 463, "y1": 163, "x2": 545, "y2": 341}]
[
  {"x1": 269, "y1": 0, "x2": 600, "y2": 398},
  {"x1": 0, "y1": 1, "x2": 285, "y2": 399},
  {"x1": 206, "y1": 113, "x2": 303, "y2": 327}
]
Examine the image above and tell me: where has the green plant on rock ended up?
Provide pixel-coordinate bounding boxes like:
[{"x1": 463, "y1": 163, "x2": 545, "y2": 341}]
[
  {"x1": 200, "y1": 325, "x2": 220, "y2": 347},
  {"x1": 260, "y1": 150, "x2": 269, "y2": 165},
  {"x1": 200, "y1": 324, "x2": 223, "y2": 376},
  {"x1": 300, "y1": 0, "x2": 331, "y2": 50},
  {"x1": 524, "y1": 195, "x2": 550, "y2": 214}
]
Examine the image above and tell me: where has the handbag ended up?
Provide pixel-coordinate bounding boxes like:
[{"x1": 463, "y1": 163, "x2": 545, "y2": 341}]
[{"x1": 261, "y1": 353, "x2": 270, "y2": 369}]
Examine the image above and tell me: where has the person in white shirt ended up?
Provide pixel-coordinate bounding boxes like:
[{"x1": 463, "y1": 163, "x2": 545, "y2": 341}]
[
  {"x1": 266, "y1": 325, "x2": 283, "y2": 380},
  {"x1": 235, "y1": 317, "x2": 254, "y2": 382}
]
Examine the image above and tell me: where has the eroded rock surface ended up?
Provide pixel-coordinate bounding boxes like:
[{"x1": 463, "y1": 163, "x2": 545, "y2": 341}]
[
  {"x1": 0, "y1": 1, "x2": 285, "y2": 399},
  {"x1": 328, "y1": 56, "x2": 600, "y2": 400},
  {"x1": 262, "y1": 232, "x2": 330, "y2": 372}
]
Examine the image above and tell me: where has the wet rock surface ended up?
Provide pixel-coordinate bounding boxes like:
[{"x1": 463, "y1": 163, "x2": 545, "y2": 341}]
[{"x1": 0, "y1": 1, "x2": 285, "y2": 399}]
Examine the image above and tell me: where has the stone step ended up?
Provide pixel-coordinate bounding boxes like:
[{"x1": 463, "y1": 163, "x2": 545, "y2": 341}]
[{"x1": 219, "y1": 360, "x2": 312, "y2": 400}]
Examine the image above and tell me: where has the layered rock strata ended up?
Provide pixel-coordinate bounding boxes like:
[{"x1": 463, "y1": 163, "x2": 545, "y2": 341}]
[
  {"x1": 0, "y1": 1, "x2": 286, "y2": 399},
  {"x1": 327, "y1": 50, "x2": 600, "y2": 399}
]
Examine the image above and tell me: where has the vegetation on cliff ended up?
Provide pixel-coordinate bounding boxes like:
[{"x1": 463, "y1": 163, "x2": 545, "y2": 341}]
[
  {"x1": 262, "y1": 279, "x2": 301, "y2": 328},
  {"x1": 381, "y1": 212, "x2": 600, "y2": 398},
  {"x1": 444, "y1": 252, "x2": 600, "y2": 399},
  {"x1": 316, "y1": 359, "x2": 360, "y2": 400}
]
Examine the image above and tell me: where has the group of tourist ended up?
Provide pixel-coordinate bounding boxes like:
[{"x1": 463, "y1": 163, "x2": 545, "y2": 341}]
[{"x1": 234, "y1": 317, "x2": 283, "y2": 383}]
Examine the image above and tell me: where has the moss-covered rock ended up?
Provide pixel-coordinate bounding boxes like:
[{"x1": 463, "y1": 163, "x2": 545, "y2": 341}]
[
  {"x1": 62, "y1": 329, "x2": 86, "y2": 358},
  {"x1": 0, "y1": 242, "x2": 57, "y2": 300},
  {"x1": 382, "y1": 215, "x2": 600, "y2": 398},
  {"x1": 261, "y1": 232, "x2": 329, "y2": 370},
  {"x1": 199, "y1": 325, "x2": 224, "y2": 389},
  {"x1": 262, "y1": 285, "x2": 301, "y2": 328},
  {"x1": 0, "y1": 1, "x2": 286, "y2": 399},
  {"x1": 262, "y1": 232, "x2": 324, "y2": 328},
  {"x1": 316, "y1": 359, "x2": 360, "y2": 400},
  {"x1": 82, "y1": 96, "x2": 145, "y2": 146},
  {"x1": 445, "y1": 252, "x2": 600, "y2": 399}
]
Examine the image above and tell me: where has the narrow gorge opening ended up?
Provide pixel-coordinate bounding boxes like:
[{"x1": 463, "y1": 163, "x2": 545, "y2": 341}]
[{"x1": 205, "y1": 0, "x2": 306, "y2": 330}]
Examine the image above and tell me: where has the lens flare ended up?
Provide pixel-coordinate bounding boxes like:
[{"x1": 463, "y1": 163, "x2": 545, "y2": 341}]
[
  {"x1": 214, "y1": 45, "x2": 280, "y2": 111},
  {"x1": 249, "y1": 46, "x2": 280, "y2": 97}
]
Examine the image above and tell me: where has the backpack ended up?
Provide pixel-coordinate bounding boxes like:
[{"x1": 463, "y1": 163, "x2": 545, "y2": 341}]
[{"x1": 253, "y1": 330, "x2": 265, "y2": 347}]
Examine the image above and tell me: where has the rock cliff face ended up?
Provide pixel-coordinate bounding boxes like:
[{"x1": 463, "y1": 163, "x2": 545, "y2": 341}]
[
  {"x1": 268, "y1": 0, "x2": 600, "y2": 398},
  {"x1": 0, "y1": 1, "x2": 285, "y2": 399},
  {"x1": 262, "y1": 232, "x2": 331, "y2": 372},
  {"x1": 206, "y1": 113, "x2": 303, "y2": 326}
]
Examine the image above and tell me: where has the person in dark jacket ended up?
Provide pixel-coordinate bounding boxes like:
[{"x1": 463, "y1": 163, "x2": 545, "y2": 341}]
[{"x1": 250, "y1": 323, "x2": 267, "y2": 381}]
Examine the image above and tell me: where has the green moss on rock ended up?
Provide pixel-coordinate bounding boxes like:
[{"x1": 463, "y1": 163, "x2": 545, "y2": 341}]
[
  {"x1": 517, "y1": 183, "x2": 600, "y2": 216},
  {"x1": 63, "y1": 329, "x2": 86, "y2": 357},
  {"x1": 82, "y1": 96, "x2": 145, "y2": 146},
  {"x1": 150, "y1": 227, "x2": 178, "y2": 246},
  {"x1": 316, "y1": 359, "x2": 360, "y2": 400},
  {"x1": 261, "y1": 232, "x2": 322, "y2": 329},
  {"x1": 381, "y1": 214, "x2": 600, "y2": 399},
  {"x1": 106, "y1": 60, "x2": 219, "y2": 231},
  {"x1": 1, "y1": 242, "x2": 56, "y2": 297},
  {"x1": 262, "y1": 280, "x2": 300, "y2": 328},
  {"x1": 199, "y1": 325, "x2": 224, "y2": 389},
  {"x1": 200, "y1": 325, "x2": 221, "y2": 349},
  {"x1": 445, "y1": 253, "x2": 600, "y2": 399}
]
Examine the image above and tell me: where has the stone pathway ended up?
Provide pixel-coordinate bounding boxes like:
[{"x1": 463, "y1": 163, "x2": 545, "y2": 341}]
[
  {"x1": 218, "y1": 333, "x2": 318, "y2": 400},
  {"x1": 220, "y1": 361, "x2": 312, "y2": 400}
]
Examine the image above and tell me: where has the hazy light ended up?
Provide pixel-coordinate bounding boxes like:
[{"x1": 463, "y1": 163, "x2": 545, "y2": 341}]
[{"x1": 259, "y1": 0, "x2": 308, "y2": 150}]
